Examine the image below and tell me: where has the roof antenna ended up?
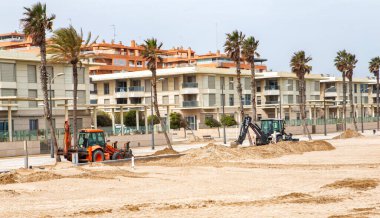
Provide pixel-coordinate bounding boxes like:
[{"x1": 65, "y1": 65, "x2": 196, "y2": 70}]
[{"x1": 111, "y1": 24, "x2": 116, "y2": 42}]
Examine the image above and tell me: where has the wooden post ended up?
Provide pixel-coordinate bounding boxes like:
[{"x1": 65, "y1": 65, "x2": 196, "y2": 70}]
[
  {"x1": 24, "y1": 141, "x2": 28, "y2": 169},
  {"x1": 8, "y1": 106, "x2": 12, "y2": 142},
  {"x1": 136, "y1": 109, "x2": 140, "y2": 132},
  {"x1": 144, "y1": 106, "x2": 148, "y2": 135},
  {"x1": 120, "y1": 106, "x2": 124, "y2": 135},
  {"x1": 111, "y1": 108, "x2": 115, "y2": 135}
]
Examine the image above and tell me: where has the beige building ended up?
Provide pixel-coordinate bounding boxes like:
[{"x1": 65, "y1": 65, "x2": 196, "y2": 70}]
[
  {"x1": 0, "y1": 50, "x2": 93, "y2": 140},
  {"x1": 90, "y1": 67, "x2": 354, "y2": 129}
]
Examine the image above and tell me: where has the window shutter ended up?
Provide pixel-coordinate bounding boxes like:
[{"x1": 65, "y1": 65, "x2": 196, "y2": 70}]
[
  {"x1": 1, "y1": 63, "x2": 16, "y2": 82},
  {"x1": 27, "y1": 65, "x2": 37, "y2": 83}
]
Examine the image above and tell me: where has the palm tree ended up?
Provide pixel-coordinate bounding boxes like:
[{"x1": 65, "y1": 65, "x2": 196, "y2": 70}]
[
  {"x1": 47, "y1": 26, "x2": 97, "y2": 148},
  {"x1": 334, "y1": 50, "x2": 349, "y2": 131},
  {"x1": 242, "y1": 36, "x2": 260, "y2": 122},
  {"x1": 369, "y1": 57, "x2": 380, "y2": 130},
  {"x1": 290, "y1": 51, "x2": 312, "y2": 140},
  {"x1": 224, "y1": 30, "x2": 245, "y2": 121},
  {"x1": 20, "y1": 3, "x2": 60, "y2": 161},
  {"x1": 345, "y1": 53, "x2": 358, "y2": 131},
  {"x1": 141, "y1": 38, "x2": 173, "y2": 150}
]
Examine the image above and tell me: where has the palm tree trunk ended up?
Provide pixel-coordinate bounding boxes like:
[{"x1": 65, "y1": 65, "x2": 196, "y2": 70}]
[
  {"x1": 250, "y1": 62, "x2": 257, "y2": 122},
  {"x1": 299, "y1": 78, "x2": 312, "y2": 140},
  {"x1": 72, "y1": 64, "x2": 78, "y2": 149},
  {"x1": 342, "y1": 72, "x2": 347, "y2": 131},
  {"x1": 349, "y1": 77, "x2": 358, "y2": 131},
  {"x1": 377, "y1": 74, "x2": 379, "y2": 130},
  {"x1": 152, "y1": 69, "x2": 173, "y2": 149},
  {"x1": 40, "y1": 43, "x2": 60, "y2": 162}
]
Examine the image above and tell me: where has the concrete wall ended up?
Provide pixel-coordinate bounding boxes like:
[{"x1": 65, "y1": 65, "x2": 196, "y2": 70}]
[
  {"x1": 107, "y1": 133, "x2": 170, "y2": 148},
  {"x1": 0, "y1": 140, "x2": 40, "y2": 157}
]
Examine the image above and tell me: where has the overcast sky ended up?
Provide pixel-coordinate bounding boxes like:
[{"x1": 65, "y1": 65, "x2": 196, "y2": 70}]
[{"x1": 2, "y1": 0, "x2": 380, "y2": 77}]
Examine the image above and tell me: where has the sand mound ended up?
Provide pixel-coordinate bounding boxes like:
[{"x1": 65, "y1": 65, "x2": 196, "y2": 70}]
[
  {"x1": 322, "y1": 178, "x2": 379, "y2": 191},
  {"x1": 333, "y1": 129, "x2": 363, "y2": 139},
  {"x1": 0, "y1": 171, "x2": 62, "y2": 185},
  {"x1": 153, "y1": 148, "x2": 179, "y2": 156},
  {"x1": 0, "y1": 172, "x2": 17, "y2": 184},
  {"x1": 145, "y1": 140, "x2": 335, "y2": 166}
]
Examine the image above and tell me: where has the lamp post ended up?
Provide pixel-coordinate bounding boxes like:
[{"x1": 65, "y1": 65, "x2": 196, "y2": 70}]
[
  {"x1": 48, "y1": 72, "x2": 64, "y2": 158},
  {"x1": 324, "y1": 86, "x2": 335, "y2": 136},
  {"x1": 150, "y1": 78, "x2": 164, "y2": 150}
]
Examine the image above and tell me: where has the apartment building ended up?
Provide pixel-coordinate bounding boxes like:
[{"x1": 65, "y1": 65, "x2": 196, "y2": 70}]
[
  {"x1": 0, "y1": 50, "x2": 92, "y2": 135},
  {"x1": 90, "y1": 66, "x2": 328, "y2": 129}
]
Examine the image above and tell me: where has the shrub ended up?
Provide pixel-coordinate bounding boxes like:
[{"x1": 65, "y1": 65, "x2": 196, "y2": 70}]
[
  {"x1": 221, "y1": 115, "x2": 238, "y2": 127},
  {"x1": 170, "y1": 112, "x2": 182, "y2": 129},
  {"x1": 148, "y1": 115, "x2": 160, "y2": 125},
  {"x1": 97, "y1": 111, "x2": 112, "y2": 127},
  {"x1": 205, "y1": 117, "x2": 221, "y2": 128}
]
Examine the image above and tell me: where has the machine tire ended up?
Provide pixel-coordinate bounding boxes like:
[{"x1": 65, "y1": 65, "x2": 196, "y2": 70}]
[
  {"x1": 112, "y1": 152, "x2": 122, "y2": 160},
  {"x1": 276, "y1": 135, "x2": 283, "y2": 142},
  {"x1": 92, "y1": 150, "x2": 104, "y2": 162}
]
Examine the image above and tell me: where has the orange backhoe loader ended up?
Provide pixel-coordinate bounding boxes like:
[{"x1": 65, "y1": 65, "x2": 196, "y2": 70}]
[{"x1": 59, "y1": 121, "x2": 133, "y2": 162}]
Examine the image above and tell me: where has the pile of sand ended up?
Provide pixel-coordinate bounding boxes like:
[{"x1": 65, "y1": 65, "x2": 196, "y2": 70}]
[
  {"x1": 333, "y1": 129, "x2": 363, "y2": 139},
  {"x1": 322, "y1": 178, "x2": 379, "y2": 191},
  {"x1": 153, "y1": 148, "x2": 179, "y2": 156},
  {"x1": 0, "y1": 171, "x2": 62, "y2": 185},
  {"x1": 145, "y1": 140, "x2": 335, "y2": 166}
]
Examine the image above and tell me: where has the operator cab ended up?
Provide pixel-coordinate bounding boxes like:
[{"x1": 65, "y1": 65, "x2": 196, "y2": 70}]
[
  {"x1": 77, "y1": 129, "x2": 106, "y2": 148},
  {"x1": 260, "y1": 119, "x2": 285, "y2": 136}
]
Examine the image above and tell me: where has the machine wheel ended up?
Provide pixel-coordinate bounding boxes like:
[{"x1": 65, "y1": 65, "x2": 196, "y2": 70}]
[
  {"x1": 112, "y1": 152, "x2": 122, "y2": 160},
  {"x1": 92, "y1": 150, "x2": 104, "y2": 162},
  {"x1": 276, "y1": 135, "x2": 283, "y2": 142}
]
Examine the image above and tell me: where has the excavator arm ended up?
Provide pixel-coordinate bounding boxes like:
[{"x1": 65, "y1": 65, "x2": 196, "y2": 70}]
[{"x1": 235, "y1": 116, "x2": 270, "y2": 146}]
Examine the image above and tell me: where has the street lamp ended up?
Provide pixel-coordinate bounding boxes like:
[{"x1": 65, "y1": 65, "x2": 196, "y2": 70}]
[
  {"x1": 221, "y1": 80, "x2": 234, "y2": 144},
  {"x1": 360, "y1": 87, "x2": 369, "y2": 133},
  {"x1": 150, "y1": 77, "x2": 164, "y2": 150},
  {"x1": 324, "y1": 86, "x2": 335, "y2": 136},
  {"x1": 48, "y1": 72, "x2": 64, "y2": 158},
  {"x1": 279, "y1": 84, "x2": 291, "y2": 119}
]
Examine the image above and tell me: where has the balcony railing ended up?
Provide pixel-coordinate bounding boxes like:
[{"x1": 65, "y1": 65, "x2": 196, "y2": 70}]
[
  {"x1": 183, "y1": 101, "x2": 198, "y2": 107},
  {"x1": 182, "y1": 82, "x2": 198, "y2": 88},
  {"x1": 128, "y1": 86, "x2": 144, "y2": 92},
  {"x1": 265, "y1": 85, "x2": 279, "y2": 90},
  {"x1": 242, "y1": 100, "x2": 251, "y2": 105},
  {"x1": 266, "y1": 100, "x2": 279, "y2": 104},
  {"x1": 90, "y1": 90, "x2": 98, "y2": 94},
  {"x1": 115, "y1": 87, "x2": 127, "y2": 93}
]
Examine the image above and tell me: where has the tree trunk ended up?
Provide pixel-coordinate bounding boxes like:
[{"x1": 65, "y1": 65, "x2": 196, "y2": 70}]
[
  {"x1": 250, "y1": 61, "x2": 257, "y2": 122},
  {"x1": 349, "y1": 77, "x2": 358, "y2": 131},
  {"x1": 342, "y1": 72, "x2": 347, "y2": 131},
  {"x1": 217, "y1": 127, "x2": 220, "y2": 138},
  {"x1": 299, "y1": 78, "x2": 312, "y2": 140},
  {"x1": 152, "y1": 69, "x2": 173, "y2": 149},
  {"x1": 72, "y1": 64, "x2": 78, "y2": 148},
  {"x1": 40, "y1": 42, "x2": 60, "y2": 162},
  {"x1": 377, "y1": 73, "x2": 379, "y2": 130}
]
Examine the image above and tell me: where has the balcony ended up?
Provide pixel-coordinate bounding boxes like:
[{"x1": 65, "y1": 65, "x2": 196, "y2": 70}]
[
  {"x1": 265, "y1": 100, "x2": 280, "y2": 105},
  {"x1": 241, "y1": 100, "x2": 251, "y2": 105},
  {"x1": 264, "y1": 85, "x2": 280, "y2": 95},
  {"x1": 90, "y1": 90, "x2": 98, "y2": 94},
  {"x1": 182, "y1": 82, "x2": 198, "y2": 88},
  {"x1": 115, "y1": 87, "x2": 128, "y2": 98},
  {"x1": 128, "y1": 86, "x2": 144, "y2": 92},
  {"x1": 182, "y1": 101, "x2": 199, "y2": 107}
]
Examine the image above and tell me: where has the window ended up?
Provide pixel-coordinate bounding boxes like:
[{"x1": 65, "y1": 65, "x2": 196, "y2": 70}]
[
  {"x1": 220, "y1": 94, "x2": 225, "y2": 106},
  {"x1": 90, "y1": 83, "x2": 97, "y2": 94},
  {"x1": 0, "y1": 63, "x2": 16, "y2": 82},
  {"x1": 220, "y1": 77, "x2": 225, "y2": 89},
  {"x1": 363, "y1": 96, "x2": 369, "y2": 104},
  {"x1": 229, "y1": 94, "x2": 234, "y2": 106},
  {"x1": 77, "y1": 90, "x2": 86, "y2": 105},
  {"x1": 90, "y1": 99, "x2": 98, "y2": 104},
  {"x1": 104, "y1": 83, "x2": 109, "y2": 95},
  {"x1": 287, "y1": 80, "x2": 293, "y2": 91},
  {"x1": 129, "y1": 60, "x2": 135, "y2": 67},
  {"x1": 78, "y1": 68, "x2": 85, "y2": 84},
  {"x1": 145, "y1": 79, "x2": 151, "y2": 92},
  {"x1": 354, "y1": 96, "x2": 358, "y2": 103},
  {"x1": 162, "y1": 78, "x2": 168, "y2": 91},
  {"x1": 174, "y1": 77, "x2": 179, "y2": 90},
  {"x1": 162, "y1": 95, "x2": 169, "y2": 104},
  {"x1": 284, "y1": 95, "x2": 293, "y2": 104},
  {"x1": 114, "y1": 58, "x2": 127, "y2": 66},
  {"x1": 116, "y1": 98, "x2": 128, "y2": 104},
  {"x1": 296, "y1": 95, "x2": 300, "y2": 103},
  {"x1": 354, "y1": 84, "x2": 357, "y2": 93},
  {"x1": 46, "y1": 66, "x2": 54, "y2": 83},
  {"x1": 174, "y1": 95, "x2": 179, "y2": 105},
  {"x1": 229, "y1": 77, "x2": 234, "y2": 90},
  {"x1": 244, "y1": 77, "x2": 250, "y2": 90},
  {"x1": 104, "y1": 99, "x2": 110, "y2": 105},
  {"x1": 28, "y1": 90, "x2": 38, "y2": 107},
  {"x1": 257, "y1": 96, "x2": 261, "y2": 105},
  {"x1": 208, "y1": 76, "x2": 215, "y2": 89},
  {"x1": 314, "y1": 81, "x2": 320, "y2": 91},
  {"x1": 242, "y1": 94, "x2": 251, "y2": 105},
  {"x1": 2, "y1": 88, "x2": 17, "y2": 96},
  {"x1": 136, "y1": 61, "x2": 143, "y2": 67},
  {"x1": 27, "y1": 65, "x2": 37, "y2": 83},
  {"x1": 209, "y1": 94, "x2": 216, "y2": 106},
  {"x1": 29, "y1": 119, "x2": 38, "y2": 131},
  {"x1": 116, "y1": 81, "x2": 127, "y2": 92}
]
